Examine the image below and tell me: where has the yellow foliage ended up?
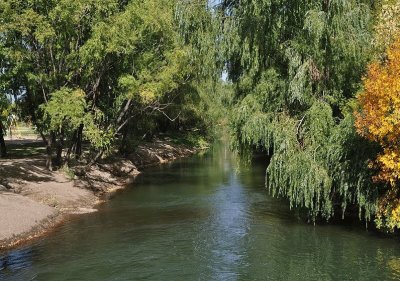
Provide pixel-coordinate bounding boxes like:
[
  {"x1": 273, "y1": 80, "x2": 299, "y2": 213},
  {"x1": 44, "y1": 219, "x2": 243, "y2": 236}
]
[
  {"x1": 374, "y1": 0, "x2": 400, "y2": 52},
  {"x1": 355, "y1": 37, "x2": 400, "y2": 229},
  {"x1": 388, "y1": 257, "x2": 400, "y2": 276},
  {"x1": 139, "y1": 89, "x2": 156, "y2": 104}
]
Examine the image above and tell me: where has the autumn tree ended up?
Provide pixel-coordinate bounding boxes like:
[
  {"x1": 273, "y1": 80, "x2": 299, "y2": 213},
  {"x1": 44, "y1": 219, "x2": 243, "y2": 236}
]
[
  {"x1": 355, "y1": 37, "x2": 400, "y2": 230},
  {"x1": 373, "y1": 0, "x2": 400, "y2": 54}
]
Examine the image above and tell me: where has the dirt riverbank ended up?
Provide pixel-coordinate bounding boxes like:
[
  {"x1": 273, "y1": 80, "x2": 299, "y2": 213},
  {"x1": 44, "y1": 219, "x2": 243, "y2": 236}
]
[{"x1": 0, "y1": 139, "x2": 198, "y2": 250}]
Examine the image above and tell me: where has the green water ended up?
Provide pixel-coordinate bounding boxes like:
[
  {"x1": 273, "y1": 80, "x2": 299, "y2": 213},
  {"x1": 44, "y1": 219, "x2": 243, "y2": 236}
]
[{"x1": 1, "y1": 145, "x2": 400, "y2": 280}]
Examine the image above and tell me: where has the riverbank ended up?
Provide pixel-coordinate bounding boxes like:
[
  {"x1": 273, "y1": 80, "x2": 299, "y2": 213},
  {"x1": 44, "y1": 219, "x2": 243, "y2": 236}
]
[
  {"x1": 3, "y1": 142, "x2": 399, "y2": 281},
  {"x1": 0, "y1": 139, "x2": 199, "y2": 250}
]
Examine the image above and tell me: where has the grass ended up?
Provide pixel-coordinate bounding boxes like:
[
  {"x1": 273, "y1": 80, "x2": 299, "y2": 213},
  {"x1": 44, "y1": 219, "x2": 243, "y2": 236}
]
[
  {"x1": 167, "y1": 131, "x2": 210, "y2": 149},
  {"x1": 4, "y1": 123, "x2": 39, "y2": 138},
  {"x1": 5, "y1": 142, "x2": 46, "y2": 158},
  {"x1": 1, "y1": 122, "x2": 44, "y2": 158},
  {"x1": 60, "y1": 164, "x2": 76, "y2": 180}
]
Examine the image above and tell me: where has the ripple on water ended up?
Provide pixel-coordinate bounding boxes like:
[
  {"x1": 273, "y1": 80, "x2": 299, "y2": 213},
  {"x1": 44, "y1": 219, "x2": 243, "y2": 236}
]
[{"x1": 2, "y1": 146, "x2": 400, "y2": 280}]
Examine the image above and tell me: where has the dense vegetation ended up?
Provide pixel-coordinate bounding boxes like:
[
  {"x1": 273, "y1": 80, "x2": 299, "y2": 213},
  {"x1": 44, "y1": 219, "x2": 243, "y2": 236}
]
[
  {"x1": 355, "y1": 1, "x2": 400, "y2": 229},
  {"x1": 2, "y1": 0, "x2": 400, "y2": 231},
  {"x1": 220, "y1": 0, "x2": 378, "y2": 225},
  {"x1": 0, "y1": 0, "x2": 216, "y2": 169},
  {"x1": 210, "y1": 0, "x2": 400, "y2": 230}
]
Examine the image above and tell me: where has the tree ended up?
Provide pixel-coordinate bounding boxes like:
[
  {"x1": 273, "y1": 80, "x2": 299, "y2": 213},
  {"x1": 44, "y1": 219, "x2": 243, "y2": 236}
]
[
  {"x1": 211, "y1": 0, "x2": 379, "y2": 222},
  {"x1": 0, "y1": 0, "x2": 209, "y2": 168},
  {"x1": 373, "y1": 0, "x2": 400, "y2": 54},
  {"x1": 355, "y1": 37, "x2": 400, "y2": 230},
  {"x1": 0, "y1": 94, "x2": 8, "y2": 158}
]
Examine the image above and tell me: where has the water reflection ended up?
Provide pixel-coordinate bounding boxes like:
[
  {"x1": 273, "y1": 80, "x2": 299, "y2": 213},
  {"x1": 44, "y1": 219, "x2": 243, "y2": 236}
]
[
  {"x1": 0, "y1": 247, "x2": 33, "y2": 271},
  {"x1": 197, "y1": 172, "x2": 251, "y2": 279},
  {"x1": 1, "y1": 143, "x2": 400, "y2": 280}
]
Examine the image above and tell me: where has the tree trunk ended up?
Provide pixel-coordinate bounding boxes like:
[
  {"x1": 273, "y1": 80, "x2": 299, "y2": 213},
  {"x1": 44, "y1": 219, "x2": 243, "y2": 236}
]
[
  {"x1": 56, "y1": 129, "x2": 64, "y2": 166},
  {"x1": 26, "y1": 88, "x2": 46, "y2": 146},
  {"x1": 0, "y1": 121, "x2": 7, "y2": 158},
  {"x1": 46, "y1": 132, "x2": 55, "y2": 171},
  {"x1": 119, "y1": 126, "x2": 129, "y2": 155},
  {"x1": 75, "y1": 124, "x2": 84, "y2": 159},
  {"x1": 66, "y1": 129, "x2": 78, "y2": 161}
]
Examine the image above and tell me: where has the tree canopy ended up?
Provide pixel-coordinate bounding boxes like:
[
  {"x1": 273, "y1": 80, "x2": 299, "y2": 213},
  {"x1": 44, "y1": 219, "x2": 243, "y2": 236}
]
[
  {"x1": 2, "y1": 0, "x2": 400, "y2": 231},
  {"x1": 0, "y1": 0, "x2": 212, "y2": 168},
  {"x1": 210, "y1": 0, "x2": 379, "y2": 223},
  {"x1": 354, "y1": 0, "x2": 400, "y2": 230}
]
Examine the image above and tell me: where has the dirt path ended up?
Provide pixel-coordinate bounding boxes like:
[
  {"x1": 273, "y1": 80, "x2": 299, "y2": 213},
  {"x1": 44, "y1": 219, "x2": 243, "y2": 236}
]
[
  {"x1": 0, "y1": 193, "x2": 55, "y2": 241},
  {"x1": 0, "y1": 139, "x2": 199, "y2": 250},
  {"x1": 0, "y1": 156, "x2": 98, "y2": 249}
]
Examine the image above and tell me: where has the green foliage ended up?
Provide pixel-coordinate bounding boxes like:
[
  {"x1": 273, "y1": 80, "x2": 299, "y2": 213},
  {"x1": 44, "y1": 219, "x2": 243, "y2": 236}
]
[
  {"x1": 0, "y1": 0, "x2": 389, "y2": 228},
  {"x1": 0, "y1": 94, "x2": 9, "y2": 122},
  {"x1": 216, "y1": 0, "x2": 379, "y2": 222},
  {"x1": 42, "y1": 88, "x2": 87, "y2": 132},
  {"x1": 169, "y1": 132, "x2": 209, "y2": 149},
  {"x1": 0, "y1": 0, "x2": 214, "y2": 163},
  {"x1": 176, "y1": 0, "x2": 222, "y2": 80}
]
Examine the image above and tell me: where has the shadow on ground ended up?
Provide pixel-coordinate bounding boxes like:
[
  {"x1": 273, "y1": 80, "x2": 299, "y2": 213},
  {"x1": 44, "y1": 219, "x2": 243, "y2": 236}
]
[{"x1": 0, "y1": 158, "x2": 54, "y2": 190}]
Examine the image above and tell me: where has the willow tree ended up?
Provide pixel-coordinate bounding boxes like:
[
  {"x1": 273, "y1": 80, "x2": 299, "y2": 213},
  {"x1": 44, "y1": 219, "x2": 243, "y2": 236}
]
[{"x1": 216, "y1": 0, "x2": 379, "y2": 222}]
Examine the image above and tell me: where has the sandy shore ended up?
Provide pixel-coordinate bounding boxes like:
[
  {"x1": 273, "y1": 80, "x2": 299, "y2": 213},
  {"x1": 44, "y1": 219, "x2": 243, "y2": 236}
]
[{"x1": 0, "y1": 139, "x2": 198, "y2": 250}]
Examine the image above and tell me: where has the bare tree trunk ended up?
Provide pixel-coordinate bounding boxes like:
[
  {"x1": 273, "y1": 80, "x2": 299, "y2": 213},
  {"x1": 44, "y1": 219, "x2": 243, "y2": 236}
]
[
  {"x1": 46, "y1": 132, "x2": 55, "y2": 171},
  {"x1": 56, "y1": 129, "x2": 64, "y2": 166},
  {"x1": 119, "y1": 126, "x2": 129, "y2": 155},
  {"x1": 66, "y1": 129, "x2": 78, "y2": 161},
  {"x1": 26, "y1": 88, "x2": 47, "y2": 146},
  {"x1": 0, "y1": 121, "x2": 7, "y2": 158},
  {"x1": 75, "y1": 124, "x2": 84, "y2": 159},
  {"x1": 89, "y1": 150, "x2": 103, "y2": 166}
]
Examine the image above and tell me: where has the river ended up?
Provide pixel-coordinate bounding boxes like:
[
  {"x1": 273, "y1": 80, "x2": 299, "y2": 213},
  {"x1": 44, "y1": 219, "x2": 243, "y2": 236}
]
[{"x1": 1, "y1": 144, "x2": 400, "y2": 280}]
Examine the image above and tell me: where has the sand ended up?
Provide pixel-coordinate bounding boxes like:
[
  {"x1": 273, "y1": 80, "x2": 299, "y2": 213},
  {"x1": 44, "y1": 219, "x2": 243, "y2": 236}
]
[
  {"x1": 0, "y1": 152, "x2": 98, "y2": 249},
  {"x1": 0, "y1": 192, "x2": 55, "y2": 241},
  {"x1": 0, "y1": 138, "x2": 198, "y2": 250}
]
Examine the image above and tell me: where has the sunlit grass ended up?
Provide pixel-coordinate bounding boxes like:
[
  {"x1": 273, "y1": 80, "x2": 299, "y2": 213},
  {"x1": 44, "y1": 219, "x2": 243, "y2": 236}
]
[{"x1": 6, "y1": 142, "x2": 46, "y2": 158}]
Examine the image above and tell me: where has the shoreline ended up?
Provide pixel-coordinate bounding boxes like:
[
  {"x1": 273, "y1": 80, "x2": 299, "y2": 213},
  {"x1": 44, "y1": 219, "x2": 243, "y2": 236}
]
[{"x1": 0, "y1": 139, "x2": 200, "y2": 252}]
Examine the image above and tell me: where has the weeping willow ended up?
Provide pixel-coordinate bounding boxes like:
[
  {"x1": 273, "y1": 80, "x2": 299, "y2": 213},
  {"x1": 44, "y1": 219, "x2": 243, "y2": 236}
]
[{"x1": 219, "y1": 0, "x2": 380, "y2": 222}]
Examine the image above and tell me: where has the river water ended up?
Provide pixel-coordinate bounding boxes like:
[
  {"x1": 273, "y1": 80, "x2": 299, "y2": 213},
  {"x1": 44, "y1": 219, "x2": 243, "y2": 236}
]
[{"x1": 1, "y1": 144, "x2": 400, "y2": 280}]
